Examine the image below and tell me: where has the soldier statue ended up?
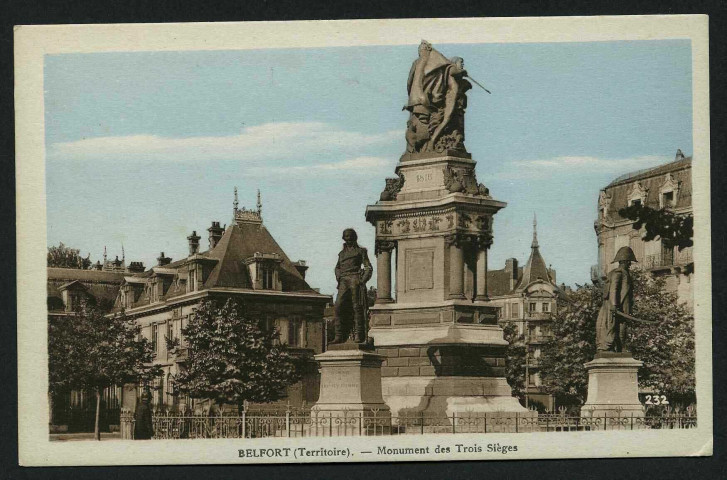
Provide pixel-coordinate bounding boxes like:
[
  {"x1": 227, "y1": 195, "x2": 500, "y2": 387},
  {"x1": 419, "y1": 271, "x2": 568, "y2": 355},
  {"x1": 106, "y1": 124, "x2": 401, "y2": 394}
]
[
  {"x1": 332, "y1": 228, "x2": 373, "y2": 344},
  {"x1": 596, "y1": 246, "x2": 637, "y2": 353}
]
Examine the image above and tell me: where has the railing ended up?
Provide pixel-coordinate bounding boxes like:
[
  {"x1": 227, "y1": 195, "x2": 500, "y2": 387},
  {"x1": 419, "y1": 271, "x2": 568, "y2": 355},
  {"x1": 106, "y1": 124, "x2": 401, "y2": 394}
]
[
  {"x1": 644, "y1": 253, "x2": 674, "y2": 269},
  {"x1": 120, "y1": 406, "x2": 697, "y2": 439},
  {"x1": 644, "y1": 250, "x2": 693, "y2": 269}
]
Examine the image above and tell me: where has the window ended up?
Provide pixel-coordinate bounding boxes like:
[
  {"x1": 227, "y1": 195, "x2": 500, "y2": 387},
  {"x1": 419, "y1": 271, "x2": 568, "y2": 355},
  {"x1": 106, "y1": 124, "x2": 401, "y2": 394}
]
[
  {"x1": 662, "y1": 191, "x2": 674, "y2": 208},
  {"x1": 542, "y1": 302, "x2": 550, "y2": 313},
  {"x1": 151, "y1": 324, "x2": 159, "y2": 355},
  {"x1": 528, "y1": 373, "x2": 536, "y2": 387},
  {"x1": 630, "y1": 198, "x2": 642, "y2": 207},
  {"x1": 262, "y1": 264, "x2": 274, "y2": 290},
  {"x1": 288, "y1": 318, "x2": 302, "y2": 347},
  {"x1": 529, "y1": 302, "x2": 537, "y2": 313},
  {"x1": 188, "y1": 269, "x2": 197, "y2": 292},
  {"x1": 510, "y1": 303, "x2": 519, "y2": 319}
]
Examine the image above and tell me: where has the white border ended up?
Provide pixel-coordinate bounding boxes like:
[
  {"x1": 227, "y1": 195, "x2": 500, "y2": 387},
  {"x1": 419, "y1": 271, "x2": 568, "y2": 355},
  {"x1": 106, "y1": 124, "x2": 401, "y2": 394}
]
[{"x1": 15, "y1": 16, "x2": 712, "y2": 466}]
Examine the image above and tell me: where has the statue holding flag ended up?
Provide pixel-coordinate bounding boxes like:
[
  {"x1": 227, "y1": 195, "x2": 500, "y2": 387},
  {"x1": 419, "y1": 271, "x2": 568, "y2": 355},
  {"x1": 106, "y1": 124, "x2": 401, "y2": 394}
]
[{"x1": 404, "y1": 41, "x2": 488, "y2": 155}]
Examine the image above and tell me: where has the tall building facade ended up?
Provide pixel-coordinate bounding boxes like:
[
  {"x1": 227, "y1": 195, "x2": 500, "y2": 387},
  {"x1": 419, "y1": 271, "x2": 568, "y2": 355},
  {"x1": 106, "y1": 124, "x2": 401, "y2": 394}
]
[
  {"x1": 593, "y1": 150, "x2": 693, "y2": 308},
  {"x1": 487, "y1": 217, "x2": 560, "y2": 410}
]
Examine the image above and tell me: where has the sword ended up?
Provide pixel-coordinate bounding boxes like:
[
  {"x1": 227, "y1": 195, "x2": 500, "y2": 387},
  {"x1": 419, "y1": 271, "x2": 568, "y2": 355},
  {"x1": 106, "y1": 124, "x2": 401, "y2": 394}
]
[
  {"x1": 615, "y1": 310, "x2": 657, "y2": 324},
  {"x1": 466, "y1": 75, "x2": 491, "y2": 94}
]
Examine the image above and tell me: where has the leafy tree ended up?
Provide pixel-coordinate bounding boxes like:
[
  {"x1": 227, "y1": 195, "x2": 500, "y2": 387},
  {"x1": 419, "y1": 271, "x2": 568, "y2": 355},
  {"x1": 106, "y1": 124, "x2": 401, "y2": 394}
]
[
  {"x1": 540, "y1": 268, "x2": 695, "y2": 410},
  {"x1": 618, "y1": 204, "x2": 693, "y2": 251},
  {"x1": 502, "y1": 322, "x2": 527, "y2": 400},
  {"x1": 174, "y1": 298, "x2": 303, "y2": 414},
  {"x1": 48, "y1": 303, "x2": 160, "y2": 440},
  {"x1": 48, "y1": 242, "x2": 92, "y2": 269}
]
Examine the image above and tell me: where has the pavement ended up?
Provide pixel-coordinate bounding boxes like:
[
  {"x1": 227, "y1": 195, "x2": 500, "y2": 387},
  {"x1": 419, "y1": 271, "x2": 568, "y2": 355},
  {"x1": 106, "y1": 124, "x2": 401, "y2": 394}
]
[{"x1": 49, "y1": 432, "x2": 122, "y2": 441}]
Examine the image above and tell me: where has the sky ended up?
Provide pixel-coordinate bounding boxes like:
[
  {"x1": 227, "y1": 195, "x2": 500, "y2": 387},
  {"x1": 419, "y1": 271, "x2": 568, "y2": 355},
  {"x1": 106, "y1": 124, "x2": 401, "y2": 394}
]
[{"x1": 44, "y1": 40, "x2": 693, "y2": 296}]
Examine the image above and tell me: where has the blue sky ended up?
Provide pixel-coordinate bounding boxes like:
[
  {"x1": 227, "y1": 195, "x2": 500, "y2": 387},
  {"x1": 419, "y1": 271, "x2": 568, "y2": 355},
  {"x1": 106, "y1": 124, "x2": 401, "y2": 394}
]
[{"x1": 44, "y1": 40, "x2": 692, "y2": 295}]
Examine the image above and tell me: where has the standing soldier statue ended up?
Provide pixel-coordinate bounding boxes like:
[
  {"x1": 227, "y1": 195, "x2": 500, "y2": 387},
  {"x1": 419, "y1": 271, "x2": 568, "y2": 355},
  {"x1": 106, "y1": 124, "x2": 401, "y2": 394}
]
[
  {"x1": 596, "y1": 246, "x2": 654, "y2": 353},
  {"x1": 332, "y1": 228, "x2": 373, "y2": 344}
]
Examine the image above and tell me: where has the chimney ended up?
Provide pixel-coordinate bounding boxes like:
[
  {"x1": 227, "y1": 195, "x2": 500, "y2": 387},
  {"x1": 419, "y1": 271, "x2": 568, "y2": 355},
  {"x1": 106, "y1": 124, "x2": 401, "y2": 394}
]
[
  {"x1": 208, "y1": 221, "x2": 224, "y2": 250},
  {"x1": 127, "y1": 261, "x2": 145, "y2": 273},
  {"x1": 187, "y1": 231, "x2": 201, "y2": 255},
  {"x1": 293, "y1": 260, "x2": 309, "y2": 279},
  {"x1": 505, "y1": 258, "x2": 518, "y2": 290},
  {"x1": 157, "y1": 252, "x2": 172, "y2": 266}
]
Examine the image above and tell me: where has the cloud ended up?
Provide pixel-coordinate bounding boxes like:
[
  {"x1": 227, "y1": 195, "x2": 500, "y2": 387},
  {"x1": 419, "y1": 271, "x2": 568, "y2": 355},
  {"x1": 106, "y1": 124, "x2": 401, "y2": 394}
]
[
  {"x1": 48, "y1": 122, "x2": 401, "y2": 163},
  {"x1": 245, "y1": 156, "x2": 393, "y2": 176},
  {"x1": 493, "y1": 155, "x2": 670, "y2": 180}
]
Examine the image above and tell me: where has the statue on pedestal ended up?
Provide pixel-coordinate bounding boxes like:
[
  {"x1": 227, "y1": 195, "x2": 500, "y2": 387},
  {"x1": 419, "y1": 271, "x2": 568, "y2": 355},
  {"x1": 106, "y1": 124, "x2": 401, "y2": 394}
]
[
  {"x1": 405, "y1": 41, "x2": 485, "y2": 155},
  {"x1": 596, "y1": 246, "x2": 655, "y2": 353},
  {"x1": 332, "y1": 229, "x2": 373, "y2": 344}
]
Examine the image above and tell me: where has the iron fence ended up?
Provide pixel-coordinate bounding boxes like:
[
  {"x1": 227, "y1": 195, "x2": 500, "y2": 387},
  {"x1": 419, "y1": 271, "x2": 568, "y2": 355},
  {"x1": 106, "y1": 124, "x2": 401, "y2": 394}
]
[{"x1": 120, "y1": 406, "x2": 697, "y2": 439}]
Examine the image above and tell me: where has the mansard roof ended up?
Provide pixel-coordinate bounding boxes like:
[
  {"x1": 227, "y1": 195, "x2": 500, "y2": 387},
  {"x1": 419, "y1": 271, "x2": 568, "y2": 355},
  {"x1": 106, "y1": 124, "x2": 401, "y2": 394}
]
[
  {"x1": 47, "y1": 267, "x2": 124, "y2": 307},
  {"x1": 601, "y1": 155, "x2": 692, "y2": 223},
  {"x1": 202, "y1": 222, "x2": 313, "y2": 292}
]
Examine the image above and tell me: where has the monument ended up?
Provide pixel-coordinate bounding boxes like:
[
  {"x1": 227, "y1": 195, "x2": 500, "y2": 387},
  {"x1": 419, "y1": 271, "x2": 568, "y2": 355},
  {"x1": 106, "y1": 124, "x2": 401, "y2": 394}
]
[
  {"x1": 310, "y1": 229, "x2": 390, "y2": 434},
  {"x1": 582, "y1": 246, "x2": 649, "y2": 419},
  {"x1": 365, "y1": 41, "x2": 527, "y2": 420}
]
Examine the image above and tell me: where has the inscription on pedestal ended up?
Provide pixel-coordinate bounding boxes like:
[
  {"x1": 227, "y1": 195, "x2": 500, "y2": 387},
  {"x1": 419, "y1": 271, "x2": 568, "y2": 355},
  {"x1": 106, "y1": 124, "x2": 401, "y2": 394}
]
[{"x1": 406, "y1": 249, "x2": 434, "y2": 290}]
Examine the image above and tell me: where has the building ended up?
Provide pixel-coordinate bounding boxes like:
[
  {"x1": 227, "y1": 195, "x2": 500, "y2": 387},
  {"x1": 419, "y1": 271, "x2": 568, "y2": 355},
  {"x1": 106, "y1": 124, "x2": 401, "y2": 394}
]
[
  {"x1": 48, "y1": 189, "x2": 330, "y2": 430},
  {"x1": 593, "y1": 150, "x2": 693, "y2": 308},
  {"x1": 487, "y1": 216, "x2": 560, "y2": 410},
  {"x1": 47, "y1": 266, "x2": 127, "y2": 431}
]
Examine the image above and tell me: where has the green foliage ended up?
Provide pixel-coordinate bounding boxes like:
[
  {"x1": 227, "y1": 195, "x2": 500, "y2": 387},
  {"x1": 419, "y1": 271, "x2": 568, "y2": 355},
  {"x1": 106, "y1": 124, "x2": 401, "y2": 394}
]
[
  {"x1": 539, "y1": 285, "x2": 599, "y2": 407},
  {"x1": 540, "y1": 268, "x2": 695, "y2": 408},
  {"x1": 174, "y1": 298, "x2": 303, "y2": 409},
  {"x1": 48, "y1": 302, "x2": 160, "y2": 438},
  {"x1": 48, "y1": 303, "x2": 160, "y2": 395},
  {"x1": 502, "y1": 322, "x2": 527, "y2": 399},
  {"x1": 47, "y1": 242, "x2": 92, "y2": 269},
  {"x1": 618, "y1": 203, "x2": 693, "y2": 251}
]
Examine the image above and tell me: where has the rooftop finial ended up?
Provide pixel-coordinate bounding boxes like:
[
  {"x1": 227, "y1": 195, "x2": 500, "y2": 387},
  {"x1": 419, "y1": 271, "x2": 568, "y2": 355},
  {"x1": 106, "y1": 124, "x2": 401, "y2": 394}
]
[
  {"x1": 233, "y1": 186, "x2": 239, "y2": 215},
  {"x1": 532, "y1": 213, "x2": 539, "y2": 249},
  {"x1": 103, "y1": 246, "x2": 107, "y2": 263},
  {"x1": 121, "y1": 243, "x2": 125, "y2": 262},
  {"x1": 257, "y1": 189, "x2": 262, "y2": 216}
]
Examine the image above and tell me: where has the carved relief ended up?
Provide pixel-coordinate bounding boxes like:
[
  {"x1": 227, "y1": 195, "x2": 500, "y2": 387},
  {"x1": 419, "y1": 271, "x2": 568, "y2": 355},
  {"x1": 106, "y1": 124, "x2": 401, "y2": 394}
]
[
  {"x1": 379, "y1": 172, "x2": 405, "y2": 201},
  {"x1": 458, "y1": 213, "x2": 472, "y2": 229},
  {"x1": 428, "y1": 216, "x2": 442, "y2": 231},
  {"x1": 627, "y1": 182, "x2": 648, "y2": 206},
  {"x1": 475, "y1": 215, "x2": 489, "y2": 231},
  {"x1": 397, "y1": 219, "x2": 411, "y2": 233},
  {"x1": 444, "y1": 232, "x2": 477, "y2": 248},
  {"x1": 442, "y1": 165, "x2": 490, "y2": 197},
  {"x1": 412, "y1": 217, "x2": 427, "y2": 232},
  {"x1": 446, "y1": 214, "x2": 454, "y2": 229},
  {"x1": 375, "y1": 240, "x2": 397, "y2": 255},
  {"x1": 379, "y1": 219, "x2": 394, "y2": 235}
]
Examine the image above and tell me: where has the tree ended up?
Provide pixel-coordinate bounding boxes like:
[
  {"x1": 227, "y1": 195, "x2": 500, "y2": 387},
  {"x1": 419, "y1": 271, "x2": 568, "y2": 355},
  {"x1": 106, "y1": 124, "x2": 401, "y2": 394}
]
[
  {"x1": 618, "y1": 204, "x2": 693, "y2": 251},
  {"x1": 48, "y1": 303, "x2": 160, "y2": 440},
  {"x1": 48, "y1": 242, "x2": 92, "y2": 269},
  {"x1": 174, "y1": 298, "x2": 303, "y2": 413},
  {"x1": 502, "y1": 322, "x2": 527, "y2": 401},
  {"x1": 540, "y1": 268, "x2": 695, "y2": 410}
]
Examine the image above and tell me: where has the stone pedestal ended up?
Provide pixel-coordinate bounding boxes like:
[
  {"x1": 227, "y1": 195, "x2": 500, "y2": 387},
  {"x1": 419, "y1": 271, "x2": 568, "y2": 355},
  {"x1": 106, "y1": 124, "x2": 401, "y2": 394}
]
[
  {"x1": 365, "y1": 153, "x2": 527, "y2": 419},
  {"x1": 310, "y1": 343, "x2": 391, "y2": 435},
  {"x1": 582, "y1": 353, "x2": 645, "y2": 419}
]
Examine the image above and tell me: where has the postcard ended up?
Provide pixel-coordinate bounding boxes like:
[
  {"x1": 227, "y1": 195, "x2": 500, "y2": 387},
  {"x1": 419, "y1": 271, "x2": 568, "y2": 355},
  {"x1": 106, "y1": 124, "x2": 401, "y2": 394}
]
[{"x1": 15, "y1": 16, "x2": 712, "y2": 465}]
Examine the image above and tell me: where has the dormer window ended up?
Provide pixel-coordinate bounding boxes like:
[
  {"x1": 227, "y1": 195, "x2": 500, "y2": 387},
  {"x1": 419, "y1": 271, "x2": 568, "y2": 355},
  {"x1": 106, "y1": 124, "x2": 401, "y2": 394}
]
[
  {"x1": 262, "y1": 264, "x2": 274, "y2": 289},
  {"x1": 244, "y1": 252, "x2": 283, "y2": 291},
  {"x1": 661, "y1": 191, "x2": 674, "y2": 208}
]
